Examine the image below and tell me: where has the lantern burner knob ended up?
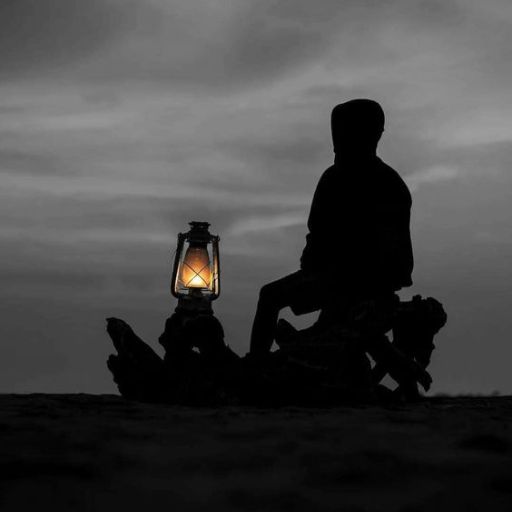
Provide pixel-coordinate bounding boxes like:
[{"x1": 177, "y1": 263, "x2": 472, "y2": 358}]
[{"x1": 189, "y1": 221, "x2": 210, "y2": 232}]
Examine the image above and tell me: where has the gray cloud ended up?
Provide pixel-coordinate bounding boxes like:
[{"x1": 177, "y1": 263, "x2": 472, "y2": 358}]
[
  {"x1": 0, "y1": 0, "x2": 141, "y2": 79},
  {"x1": 0, "y1": 0, "x2": 340, "y2": 89},
  {"x1": 0, "y1": 149, "x2": 63, "y2": 175},
  {"x1": 1, "y1": 0, "x2": 491, "y2": 93},
  {"x1": 2, "y1": 0, "x2": 512, "y2": 393}
]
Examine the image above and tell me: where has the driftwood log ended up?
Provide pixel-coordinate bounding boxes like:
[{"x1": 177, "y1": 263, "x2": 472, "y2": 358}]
[
  {"x1": 106, "y1": 295, "x2": 447, "y2": 405},
  {"x1": 275, "y1": 295, "x2": 447, "y2": 401}
]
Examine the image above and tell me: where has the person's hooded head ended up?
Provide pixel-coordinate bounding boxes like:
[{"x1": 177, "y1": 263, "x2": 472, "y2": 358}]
[{"x1": 331, "y1": 99, "x2": 385, "y2": 156}]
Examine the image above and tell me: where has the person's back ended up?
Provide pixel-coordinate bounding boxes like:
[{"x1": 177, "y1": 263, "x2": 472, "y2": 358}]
[
  {"x1": 249, "y1": 99, "x2": 414, "y2": 356},
  {"x1": 301, "y1": 153, "x2": 413, "y2": 294}
]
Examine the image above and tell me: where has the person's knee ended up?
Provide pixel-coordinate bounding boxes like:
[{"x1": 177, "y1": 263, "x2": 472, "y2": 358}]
[{"x1": 258, "y1": 282, "x2": 279, "y2": 306}]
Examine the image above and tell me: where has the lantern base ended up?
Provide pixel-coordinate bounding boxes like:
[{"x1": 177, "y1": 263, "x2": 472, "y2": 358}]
[{"x1": 175, "y1": 294, "x2": 213, "y2": 315}]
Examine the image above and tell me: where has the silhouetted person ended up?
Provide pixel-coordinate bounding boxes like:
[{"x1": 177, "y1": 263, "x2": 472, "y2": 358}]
[{"x1": 250, "y1": 99, "x2": 413, "y2": 357}]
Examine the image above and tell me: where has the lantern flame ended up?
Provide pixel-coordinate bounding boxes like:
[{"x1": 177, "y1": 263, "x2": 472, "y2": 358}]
[{"x1": 179, "y1": 246, "x2": 211, "y2": 288}]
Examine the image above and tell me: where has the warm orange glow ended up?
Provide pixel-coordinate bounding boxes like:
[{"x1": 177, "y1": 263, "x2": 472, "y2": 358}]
[{"x1": 179, "y1": 246, "x2": 211, "y2": 288}]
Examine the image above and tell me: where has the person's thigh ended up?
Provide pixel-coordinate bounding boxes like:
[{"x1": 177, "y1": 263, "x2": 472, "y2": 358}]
[{"x1": 261, "y1": 270, "x2": 323, "y2": 314}]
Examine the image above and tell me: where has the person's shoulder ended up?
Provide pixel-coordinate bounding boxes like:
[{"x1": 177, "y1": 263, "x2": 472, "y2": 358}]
[
  {"x1": 322, "y1": 163, "x2": 337, "y2": 176},
  {"x1": 377, "y1": 158, "x2": 408, "y2": 185},
  {"x1": 376, "y1": 157, "x2": 400, "y2": 177},
  {"x1": 376, "y1": 158, "x2": 412, "y2": 198},
  {"x1": 317, "y1": 163, "x2": 338, "y2": 184}
]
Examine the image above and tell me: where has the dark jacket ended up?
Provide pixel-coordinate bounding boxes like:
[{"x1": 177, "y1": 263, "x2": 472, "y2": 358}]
[{"x1": 300, "y1": 155, "x2": 413, "y2": 292}]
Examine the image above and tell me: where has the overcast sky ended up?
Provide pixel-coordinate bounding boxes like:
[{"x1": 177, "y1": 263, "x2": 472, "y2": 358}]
[{"x1": 1, "y1": 0, "x2": 511, "y2": 394}]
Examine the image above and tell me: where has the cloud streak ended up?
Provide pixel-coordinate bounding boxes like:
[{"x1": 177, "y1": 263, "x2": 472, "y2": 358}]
[{"x1": 1, "y1": 0, "x2": 512, "y2": 393}]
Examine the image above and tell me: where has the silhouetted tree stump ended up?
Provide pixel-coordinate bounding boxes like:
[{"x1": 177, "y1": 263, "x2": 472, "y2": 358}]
[
  {"x1": 106, "y1": 318, "x2": 166, "y2": 403},
  {"x1": 274, "y1": 294, "x2": 446, "y2": 401},
  {"x1": 374, "y1": 295, "x2": 447, "y2": 398},
  {"x1": 107, "y1": 312, "x2": 244, "y2": 405},
  {"x1": 106, "y1": 295, "x2": 446, "y2": 405}
]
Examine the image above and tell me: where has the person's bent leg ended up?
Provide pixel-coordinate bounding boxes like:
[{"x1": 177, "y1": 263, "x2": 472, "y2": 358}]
[
  {"x1": 250, "y1": 282, "x2": 287, "y2": 356},
  {"x1": 250, "y1": 271, "x2": 317, "y2": 357}
]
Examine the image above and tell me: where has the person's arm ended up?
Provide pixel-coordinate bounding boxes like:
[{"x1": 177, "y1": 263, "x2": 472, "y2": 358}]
[
  {"x1": 300, "y1": 171, "x2": 331, "y2": 271},
  {"x1": 375, "y1": 175, "x2": 414, "y2": 288},
  {"x1": 300, "y1": 167, "x2": 344, "y2": 271}
]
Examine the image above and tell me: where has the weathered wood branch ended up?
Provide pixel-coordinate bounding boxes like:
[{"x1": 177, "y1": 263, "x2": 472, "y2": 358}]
[{"x1": 105, "y1": 295, "x2": 447, "y2": 405}]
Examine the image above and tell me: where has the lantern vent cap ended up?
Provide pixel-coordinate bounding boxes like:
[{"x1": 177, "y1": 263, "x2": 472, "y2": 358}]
[{"x1": 189, "y1": 221, "x2": 210, "y2": 231}]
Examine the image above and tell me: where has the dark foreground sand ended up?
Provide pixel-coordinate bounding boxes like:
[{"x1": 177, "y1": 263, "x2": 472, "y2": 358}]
[{"x1": 1, "y1": 394, "x2": 512, "y2": 511}]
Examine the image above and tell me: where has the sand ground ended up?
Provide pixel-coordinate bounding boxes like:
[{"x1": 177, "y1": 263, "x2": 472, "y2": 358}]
[{"x1": 1, "y1": 394, "x2": 511, "y2": 511}]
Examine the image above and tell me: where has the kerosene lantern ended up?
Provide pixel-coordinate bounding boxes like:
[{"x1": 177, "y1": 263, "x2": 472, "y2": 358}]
[{"x1": 171, "y1": 221, "x2": 220, "y2": 313}]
